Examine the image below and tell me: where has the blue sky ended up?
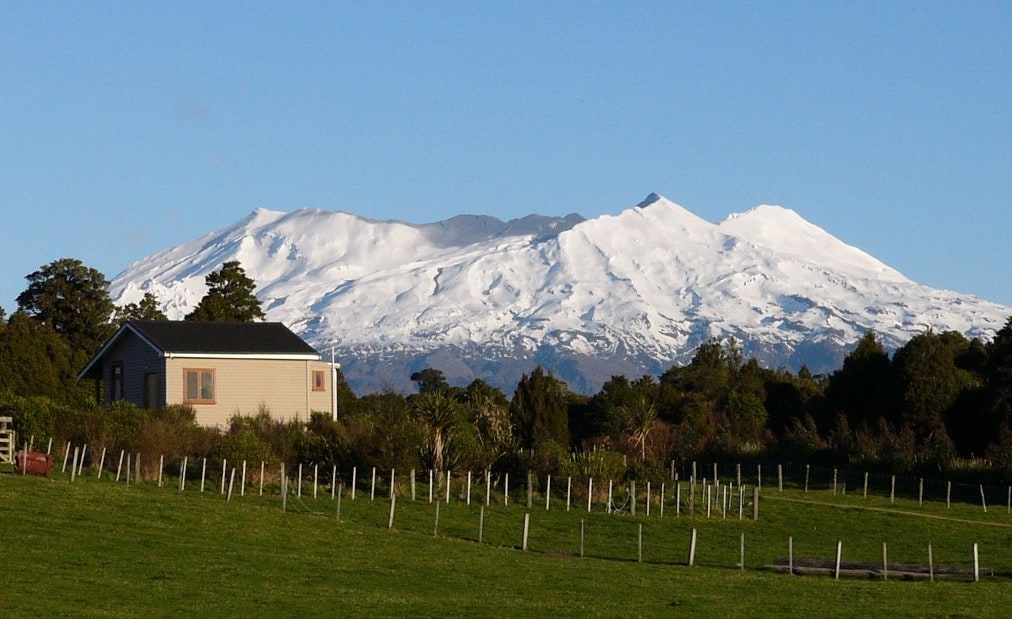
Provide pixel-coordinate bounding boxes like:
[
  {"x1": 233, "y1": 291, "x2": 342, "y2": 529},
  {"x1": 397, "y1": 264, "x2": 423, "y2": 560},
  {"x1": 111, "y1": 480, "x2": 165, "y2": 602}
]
[{"x1": 2, "y1": 2, "x2": 1009, "y2": 313}]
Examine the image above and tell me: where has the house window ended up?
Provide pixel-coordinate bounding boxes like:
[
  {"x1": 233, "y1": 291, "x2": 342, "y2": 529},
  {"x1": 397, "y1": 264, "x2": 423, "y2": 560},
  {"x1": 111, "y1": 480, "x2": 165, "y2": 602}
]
[
  {"x1": 312, "y1": 370, "x2": 326, "y2": 392},
  {"x1": 111, "y1": 364, "x2": 124, "y2": 401},
  {"x1": 183, "y1": 369, "x2": 215, "y2": 404}
]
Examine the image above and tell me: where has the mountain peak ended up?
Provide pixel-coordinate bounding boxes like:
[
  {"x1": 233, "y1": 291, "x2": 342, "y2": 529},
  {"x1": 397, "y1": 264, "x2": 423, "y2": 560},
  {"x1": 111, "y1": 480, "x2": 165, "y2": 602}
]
[
  {"x1": 637, "y1": 192, "x2": 665, "y2": 207},
  {"x1": 108, "y1": 194, "x2": 1009, "y2": 394}
]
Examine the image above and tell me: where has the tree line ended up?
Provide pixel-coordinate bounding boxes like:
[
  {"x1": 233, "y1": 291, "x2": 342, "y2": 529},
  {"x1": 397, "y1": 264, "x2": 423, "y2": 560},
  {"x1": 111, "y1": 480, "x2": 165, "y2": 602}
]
[{"x1": 2, "y1": 258, "x2": 1011, "y2": 480}]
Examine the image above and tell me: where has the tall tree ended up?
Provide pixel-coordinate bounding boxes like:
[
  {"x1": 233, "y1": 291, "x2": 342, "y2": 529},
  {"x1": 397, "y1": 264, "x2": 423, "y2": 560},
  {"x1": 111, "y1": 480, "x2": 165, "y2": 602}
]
[
  {"x1": 0, "y1": 311, "x2": 89, "y2": 403},
  {"x1": 825, "y1": 332, "x2": 899, "y2": 430},
  {"x1": 185, "y1": 261, "x2": 265, "y2": 322},
  {"x1": 509, "y1": 366, "x2": 570, "y2": 450},
  {"x1": 16, "y1": 258, "x2": 115, "y2": 355}
]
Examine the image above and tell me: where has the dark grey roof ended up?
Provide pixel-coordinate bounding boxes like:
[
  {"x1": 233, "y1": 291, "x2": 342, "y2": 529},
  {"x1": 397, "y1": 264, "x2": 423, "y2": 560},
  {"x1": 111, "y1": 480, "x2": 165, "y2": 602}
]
[
  {"x1": 127, "y1": 320, "x2": 319, "y2": 355},
  {"x1": 78, "y1": 320, "x2": 319, "y2": 381}
]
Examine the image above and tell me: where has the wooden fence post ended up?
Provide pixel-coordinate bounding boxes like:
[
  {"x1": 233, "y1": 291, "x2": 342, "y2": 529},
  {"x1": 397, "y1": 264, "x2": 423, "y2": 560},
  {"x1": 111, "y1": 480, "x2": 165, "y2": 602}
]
[
  {"x1": 370, "y1": 466, "x2": 376, "y2": 501},
  {"x1": 688, "y1": 528, "x2": 697, "y2": 567},
  {"x1": 752, "y1": 486, "x2": 760, "y2": 521},
  {"x1": 387, "y1": 494, "x2": 396, "y2": 529},
  {"x1": 973, "y1": 543, "x2": 980, "y2": 582},
  {"x1": 478, "y1": 506, "x2": 484, "y2": 544},
  {"x1": 788, "y1": 536, "x2": 794, "y2": 575},
  {"x1": 804, "y1": 464, "x2": 810, "y2": 493},
  {"x1": 777, "y1": 464, "x2": 783, "y2": 492},
  {"x1": 580, "y1": 519, "x2": 585, "y2": 557},
  {"x1": 979, "y1": 485, "x2": 987, "y2": 512},
  {"x1": 638, "y1": 523, "x2": 643, "y2": 563},
  {"x1": 545, "y1": 474, "x2": 551, "y2": 511},
  {"x1": 351, "y1": 466, "x2": 357, "y2": 500},
  {"x1": 467, "y1": 471, "x2": 472, "y2": 505},
  {"x1": 740, "y1": 533, "x2": 745, "y2": 572},
  {"x1": 890, "y1": 475, "x2": 895, "y2": 503},
  {"x1": 927, "y1": 543, "x2": 934, "y2": 582},
  {"x1": 179, "y1": 456, "x2": 187, "y2": 492},
  {"x1": 522, "y1": 512, "x2": 530, "y2": 551},
  {"x1": 587, "y1": 477, "x2": 593, "y2": 513},
  {"x1": 834, "y1": 541, "x2": 842, "y2": 580},
  {"x1": 863, "y1": 472, "x2": 868, "y2": 498},
  {"x1": 882, "y1": 542, "x2": 888, "y2": 581}
]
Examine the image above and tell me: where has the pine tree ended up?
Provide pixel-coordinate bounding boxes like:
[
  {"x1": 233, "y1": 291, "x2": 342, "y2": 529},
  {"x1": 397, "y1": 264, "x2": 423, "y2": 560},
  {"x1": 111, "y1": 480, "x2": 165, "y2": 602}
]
[
  {"x1": 509, "y1": 366, "x2": 570, "y2": 450},
  {"x1": 16, "y1": 258, "x2": 115, "y2": 355},
  {"x1": 185, "y1": 261, "x2": 265, "y2": 322},
  {"x1": 115, "y1": 292, "x2": 168, "y2": 323}
]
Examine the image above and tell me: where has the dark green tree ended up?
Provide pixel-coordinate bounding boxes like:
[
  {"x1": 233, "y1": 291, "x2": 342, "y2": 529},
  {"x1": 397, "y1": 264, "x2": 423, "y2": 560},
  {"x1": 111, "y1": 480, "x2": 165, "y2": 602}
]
[
  {"x1": 892, "y1": 331, "x2": 976, "y2": 450},
  {"x1": 16, "y1": 258, "x2": 115, "y2": 355},
  {"x1": 509, "y1": 366, "x2": 570, "y2": 450},
  {"x1": 982, "y1": 317, "x2": 1012, "y2": 466},
  {"x1": 825, "y1": 332, "x2": 899, "y2": 430},
  {"x1": 185, "y1": 261, "x2": 265, "y2": 322},
  {"x1": 0, "y1": 311, "x2": 90, "y2": 403},
  {"x1": 115, "y1": 292, "x2": 168, "y2": 323},
  {"x1": 410, "y1": 368, "x2": 450, "y2": 394}
]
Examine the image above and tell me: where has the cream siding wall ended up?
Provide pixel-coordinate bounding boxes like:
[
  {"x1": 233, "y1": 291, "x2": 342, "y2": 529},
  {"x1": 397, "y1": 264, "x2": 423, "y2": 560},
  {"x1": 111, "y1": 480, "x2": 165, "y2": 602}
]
[{"x1": 165, "y1": 356, "x2": 332, "y2": 427}]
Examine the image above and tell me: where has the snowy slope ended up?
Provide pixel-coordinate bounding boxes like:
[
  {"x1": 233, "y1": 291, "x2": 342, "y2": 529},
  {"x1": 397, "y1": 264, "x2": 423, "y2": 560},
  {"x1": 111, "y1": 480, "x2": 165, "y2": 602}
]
[{"x1": 109, "y1": 194, "x2": 1011, "y2": 394}]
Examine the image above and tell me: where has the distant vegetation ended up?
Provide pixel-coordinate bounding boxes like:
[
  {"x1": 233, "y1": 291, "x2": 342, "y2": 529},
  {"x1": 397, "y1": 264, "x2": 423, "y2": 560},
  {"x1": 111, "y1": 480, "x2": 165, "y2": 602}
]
[{"x1": 3, "y1": 258, "x2": 1012, "y2": 480}]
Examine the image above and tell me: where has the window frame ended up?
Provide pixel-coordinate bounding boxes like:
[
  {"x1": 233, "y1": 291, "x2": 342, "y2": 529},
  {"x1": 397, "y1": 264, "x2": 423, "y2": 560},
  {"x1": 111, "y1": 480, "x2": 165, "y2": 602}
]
[
  {"x1": 111, "y1": 363, "x2": 124, "y2": 402},
  {"x1": 183, "y1": 368, "x2": 216, "y2": 405},
  {"x1": 312, "y1": 370, "x2": 326, "y2": 392}
]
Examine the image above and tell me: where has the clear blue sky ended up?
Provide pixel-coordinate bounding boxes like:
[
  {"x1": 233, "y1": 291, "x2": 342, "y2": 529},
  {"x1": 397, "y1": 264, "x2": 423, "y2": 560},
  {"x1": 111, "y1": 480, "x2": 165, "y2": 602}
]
[{"x1": 2, "y1": 2, "x2": 1009, "y2": 314}]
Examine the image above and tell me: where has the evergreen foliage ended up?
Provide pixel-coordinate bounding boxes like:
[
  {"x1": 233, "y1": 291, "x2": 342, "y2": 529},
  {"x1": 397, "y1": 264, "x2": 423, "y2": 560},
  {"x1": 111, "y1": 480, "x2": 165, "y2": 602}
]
[
  {"x1": 115, "y1": 292, "x2": 168, "y2": 323},
  {"x1": 185, "y1": 261, "x2": 265, "y2": 322},
  {"x1": 16, "y1": 258, "x2": 115, "y2": 355}
]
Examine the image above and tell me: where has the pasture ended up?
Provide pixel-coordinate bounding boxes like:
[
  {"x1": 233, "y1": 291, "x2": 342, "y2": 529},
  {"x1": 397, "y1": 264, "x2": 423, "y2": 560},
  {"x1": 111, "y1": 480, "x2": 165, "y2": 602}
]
[{"x1": 1, "y1": 464, "x2": 1010, "y2": 617}]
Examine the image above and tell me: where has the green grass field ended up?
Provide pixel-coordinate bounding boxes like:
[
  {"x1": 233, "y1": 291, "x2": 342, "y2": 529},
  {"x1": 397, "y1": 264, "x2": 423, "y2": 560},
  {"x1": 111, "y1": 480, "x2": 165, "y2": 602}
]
[{"x1": 2, "y1": 465, "x2": 1010, "y2": 617}]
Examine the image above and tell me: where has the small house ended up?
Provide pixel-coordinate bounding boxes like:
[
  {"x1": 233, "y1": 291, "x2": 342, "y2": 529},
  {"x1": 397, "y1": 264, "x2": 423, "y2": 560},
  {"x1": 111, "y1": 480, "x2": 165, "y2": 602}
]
[{"x1": 78, "y1": 320, "x2": 339, "y2": 426}]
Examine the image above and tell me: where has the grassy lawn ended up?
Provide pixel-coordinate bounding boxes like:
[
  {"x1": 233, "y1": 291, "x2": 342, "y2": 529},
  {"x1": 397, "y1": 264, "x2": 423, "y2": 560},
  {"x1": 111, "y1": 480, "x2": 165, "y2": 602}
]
[{"x1": 1, "y1": 466, "x2": 1010, "y2": 617}]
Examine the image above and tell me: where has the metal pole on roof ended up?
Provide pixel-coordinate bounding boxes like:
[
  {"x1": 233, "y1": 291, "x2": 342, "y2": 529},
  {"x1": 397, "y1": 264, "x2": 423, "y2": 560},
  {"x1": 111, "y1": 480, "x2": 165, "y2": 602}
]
[{"x1": 331, "y1": 347, "x2": 338, "y2": 422}]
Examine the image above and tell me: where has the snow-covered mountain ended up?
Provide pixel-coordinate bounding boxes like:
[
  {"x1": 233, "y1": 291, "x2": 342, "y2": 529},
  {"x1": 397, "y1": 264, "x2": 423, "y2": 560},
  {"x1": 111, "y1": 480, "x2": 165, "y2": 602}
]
[{"x1": 109, "y1": 194, "x2": 1010, "y2": 394}]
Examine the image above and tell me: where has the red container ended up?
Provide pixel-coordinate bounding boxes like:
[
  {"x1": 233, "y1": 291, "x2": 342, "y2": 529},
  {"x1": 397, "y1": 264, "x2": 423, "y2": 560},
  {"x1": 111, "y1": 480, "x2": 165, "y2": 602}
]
[{"x1": 16, "y1": 450, "x2": 54, "y2": 476}]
